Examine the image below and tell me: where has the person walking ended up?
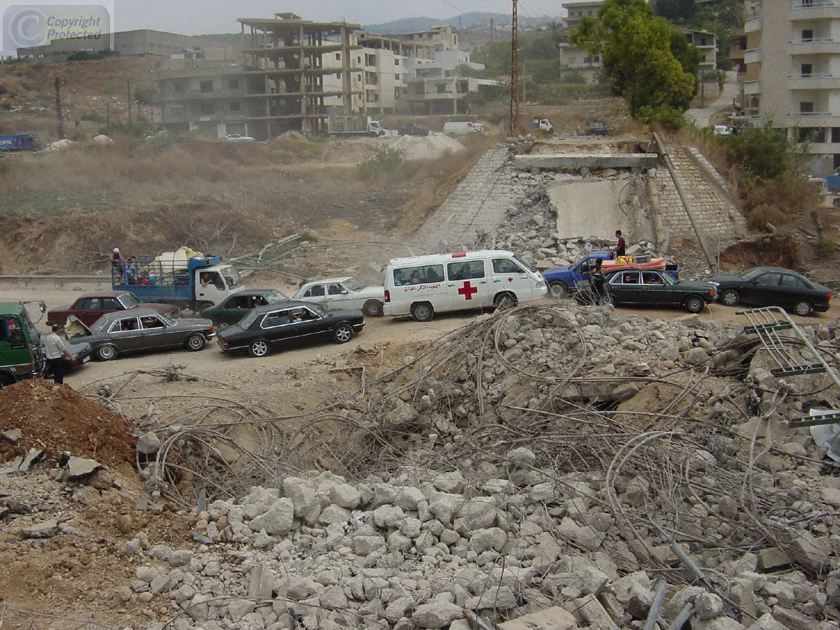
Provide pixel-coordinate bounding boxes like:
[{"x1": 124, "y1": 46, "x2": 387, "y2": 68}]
[
  {"x1": 43, "y1": 324, "x2": 72, "y2": 385},
  {"x1": 589, "y1": 258, "x2": 609, "y2": 306},
  {"x1": 611, "y1": 230, "x2": 626, "y2": 259},
  {"x1": 110, "y1": 247, "x2": 124, "y2": 281}
]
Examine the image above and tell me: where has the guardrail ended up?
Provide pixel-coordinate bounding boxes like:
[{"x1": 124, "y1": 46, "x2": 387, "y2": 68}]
[{"x1": 0, "y1": 275, "x2": 109, "y2": 287}]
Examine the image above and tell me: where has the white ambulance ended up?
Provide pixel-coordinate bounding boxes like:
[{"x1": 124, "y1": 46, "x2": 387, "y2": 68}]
[{"x1": 383, "y1": 250, "x2": 547, "y2": 321}]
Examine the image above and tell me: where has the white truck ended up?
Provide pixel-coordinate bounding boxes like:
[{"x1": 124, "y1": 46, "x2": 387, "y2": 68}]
[
  {"x1": 327, "y1": 116, "x2": 384, "y2": 137},
  {"x1": 443, "y1": 121, "x2": 484, "y2": 135}
]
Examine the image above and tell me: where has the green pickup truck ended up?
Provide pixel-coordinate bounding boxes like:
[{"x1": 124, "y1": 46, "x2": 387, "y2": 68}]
[{"x1": 0, "y1": 302, "x2": 91, "y2": 389}]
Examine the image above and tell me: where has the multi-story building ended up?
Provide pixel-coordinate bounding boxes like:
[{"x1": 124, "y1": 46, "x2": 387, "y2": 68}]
[
  {"x1": 154, "y1": 16, "x2": 492, "y2": 137},
  {"x1": 559, "y1": 1, "x2": 604, "y2": 83},
  {"x1": 743, "y1": 0, "x2": 840, "y2": 174},
  {"x1": 683, "y1": 29, "x2": 718, "y2": 77}
]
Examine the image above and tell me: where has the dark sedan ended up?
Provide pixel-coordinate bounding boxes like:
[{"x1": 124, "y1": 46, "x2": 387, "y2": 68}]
[
  {"x1": 66, "y1": 308, "x2": 215, "y2": 361},
  {"x1": 217, "y1": 300, "x2": 365, "y2": 358},
  {"x1": 200, "y1": 289, "x2": 289, "y2": 327},
  {"x1": 588, "y1": 269, "x2": 717, "y2": 313},
  {"x1": 706, "y1": 266, "x2": 831, "y2": 316},
  {"x1": 48, "y1": 291, "x2": 179, "y2": 327}
]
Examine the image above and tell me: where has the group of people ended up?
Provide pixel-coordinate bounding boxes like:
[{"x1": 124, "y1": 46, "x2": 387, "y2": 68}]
[{"x1": 110, "y1": 248, "x2": 154, "y2": 285}]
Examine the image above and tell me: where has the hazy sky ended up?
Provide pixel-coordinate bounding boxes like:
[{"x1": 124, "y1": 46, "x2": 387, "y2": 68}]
[{"x1": 114, "y1": 0, "x2": 563, "y2": 35}]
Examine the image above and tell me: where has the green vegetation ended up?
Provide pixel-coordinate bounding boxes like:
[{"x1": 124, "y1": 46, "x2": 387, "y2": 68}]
[
  {"x1": 133, "y1": 86, "x2": 155, "y2": 105},
  {"x1": 356, "y1": 147, "x2": 407, "y2": 181},
  {"x1": 570, "y1": 0, "x2": 696, "y2": 128},
  {"x1": 66, "y1": 50, "x2": 120, "y2": 62}
]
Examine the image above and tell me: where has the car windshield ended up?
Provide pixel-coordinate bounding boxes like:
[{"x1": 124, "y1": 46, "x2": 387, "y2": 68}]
[
  {"x1": 119, "y1": 293, "x2": 142, "y2": 308},
  {"x1": 156, "y1": 313, "x2": 175, "y2": 326},
  {"x1": 344, "y1": 277, "x2": 365, "y2": 292},
  {"x1": 265, "y1": 290, "x2": 289, "y2": 304},
  {"x1": 512, "y1": 255, "x2": 537, "y2": 273},
  {"x1": 307, "y1": 303, "x2": 327, "y2": 318},
  {"x1": 220, "y1": 265, "x2": 242, "y2": 289}
]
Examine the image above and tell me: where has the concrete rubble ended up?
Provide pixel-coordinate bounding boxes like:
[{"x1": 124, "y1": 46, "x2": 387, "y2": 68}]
[{"x1": 125, "y1": 302, "x2": 840, "y2": 630}]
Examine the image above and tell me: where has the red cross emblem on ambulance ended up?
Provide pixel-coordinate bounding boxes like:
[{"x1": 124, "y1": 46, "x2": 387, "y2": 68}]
[{"x1": 458, "y1": 281, "x2": 478, "y2": 300}]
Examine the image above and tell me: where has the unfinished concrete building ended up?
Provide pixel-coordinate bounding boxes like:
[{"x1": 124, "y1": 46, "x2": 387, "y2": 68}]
[{"x1": 237, "y1": 13, "x2": 363, "y2": 138}]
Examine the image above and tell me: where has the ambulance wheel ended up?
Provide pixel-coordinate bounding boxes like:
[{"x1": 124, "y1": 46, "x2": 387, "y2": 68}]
[
  {"x1": 411, "y1": 302, "x2": 434, "y2": 322},
  {"x1": 494, "y1": 293, "x2": 517, "y2": 311}
]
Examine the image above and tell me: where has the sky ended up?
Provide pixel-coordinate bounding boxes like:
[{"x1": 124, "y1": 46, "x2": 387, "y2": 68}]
[{"x1": 113, "y1": 0, "x2": 564, "y2": 35}]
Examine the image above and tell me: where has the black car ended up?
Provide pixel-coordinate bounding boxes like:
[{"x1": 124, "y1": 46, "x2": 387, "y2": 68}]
[
  {"x1": 580, "y1": 269, "x2": 717, "y2": 312},
  {"x1": 706, "y1": 266, "x2": 832, "y2": 316},
  {"x1": 66, "y1": 308, "x2": 216, "y2": 361},
  {"x1": 217, "y1": 300, "x2": 365, "y2": 358},
  {"x1": 398, "y1": 122, "x2": 429, "y2": 137}
]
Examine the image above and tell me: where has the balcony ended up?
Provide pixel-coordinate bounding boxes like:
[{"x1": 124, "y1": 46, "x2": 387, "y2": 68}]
[
  {"x1": 787, "y1": 38, "x2": 840, "y2": 55},
  {"x1": 789, "y1": 2, "x2": 840, "y2": 20},
  {"x1": 745, "y1": 16, "x2": 762, "y2": 32},
  {"x1": 744, "y1": 79, "x2": 761, "y2": 95},
  {"x1": 788, "y1": 73, "x2": 840, "y2": 88},
  {"x1": 744, "y1": 48, "x2": 762, "y2": 64},
  {"x1": 787, "y1": 110, "x2": 833, "y2": 118}
]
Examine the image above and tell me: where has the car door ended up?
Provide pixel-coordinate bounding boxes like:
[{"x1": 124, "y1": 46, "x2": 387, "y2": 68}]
[
  {"x1": 325, "y1": 282, "x2": 357, "y2": 310},
  {"x1": 300, "y1": 284, "x2": 328, "y2": 310},
  {"x1": 741, "y1": 271, "x2": 782, "y2": 306},
  {"x1": 219, "y1": 294, "x2": 252, "y2": 325},
  {"x1": 609, "y1": 271, "x2": 641, "y2": 305},
  {"x1": 446, "y1": 259, "x2": 491, "y2": 309},
  {"x1": 79, "y1": 297, "x2": 109, "y2": 326},
  {"x1": 640, "y1": 271, "x2": 673, "y2": 306},
  {"x1": 109, "y1": 316, "x2": 144, "y2": 353},
  {"x1": 139, "y1": 314, "x2": 181, "y2": 350}
]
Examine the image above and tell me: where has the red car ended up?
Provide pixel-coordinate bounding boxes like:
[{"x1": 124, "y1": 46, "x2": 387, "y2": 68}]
[{"x1": 47, "y1": 291, "x2": 179, "y2": 327}]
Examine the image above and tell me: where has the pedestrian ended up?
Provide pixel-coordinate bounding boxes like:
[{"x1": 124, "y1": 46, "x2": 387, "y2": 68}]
[
  {"x1": 43, "y1": 323, "x2": 72, "y2": 385},
  {"x1": 611, "y1": 230, "x2": 626, "y2": 259},
  {"x1": 588, "y1": 258, "x2": 609, "y2": 306}
]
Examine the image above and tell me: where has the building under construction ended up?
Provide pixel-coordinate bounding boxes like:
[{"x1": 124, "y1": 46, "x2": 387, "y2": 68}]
[{"x1": 238, "y1": 13, "x2": 363, "y2": 138}]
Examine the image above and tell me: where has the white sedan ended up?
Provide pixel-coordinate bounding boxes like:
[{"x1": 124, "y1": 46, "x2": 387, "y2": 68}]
[
  {"x1": 225, "y1": 133, "x2": 255, "y2": 142},
  {"x1": 293, "y1": 277, "x2": 385, "y2": 317}
]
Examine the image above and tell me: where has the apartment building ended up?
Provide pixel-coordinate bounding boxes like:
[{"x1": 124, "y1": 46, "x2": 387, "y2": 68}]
[
  {"x1": 743, "y1": 0, "x2": 840, "y2": 174},
  {"x1": 559, "y1": 1, "x2": 603, "y2": 82}
]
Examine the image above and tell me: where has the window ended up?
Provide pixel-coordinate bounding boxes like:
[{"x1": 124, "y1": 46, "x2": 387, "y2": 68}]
[
  {"x1": 447, "y1": 261, "x2": 485, "y2": 281},
  {"x1": 229, "y1": 101, "x2": 240, "y2": 112},
  {"x1": 802, "y1": 29, "x2": 813, "y2": 42},
  {"x1": 335, "y1": 53, "x2": 341, "y2": 61},
  {"x1": 141, "y1": 316, "x2": 164, "y2": 329},
  {"x1": 306, "y1": 285, "x2": 325, "y2": 297},
  {"x1": 800, "y1": 102, "x2": 814, "y2": 113},
  {"x1": 437, "y1": 83, "x2": 447, "y2": 93},
  {"x1": 173, "y1": 81, "x2": 186, "y2": 92},
  {"x1": 832, "y1": 128, "x2": 840, "y2": 143},
  {"x1": 199, "y1": 80, "x2": 213, "y2": 93},
  {"x1": 801, "y1": 63, "x2": 812, "y2": 77},
  {"x1": 492, "y1": 258, "x2": 523, "y2": 274},
  {"x1": 366, "y1": 54, "x2": 376, "y2": 66},
  {"x1": 228, "y1": 78, "x2": 239, "y2": 90},
  {"x1": 200, "y1": 103, "x2": 214, "y2": 115},
  {"x1": 102, "y1": 298, "x2": 120, "y2": 310},
  {"x1": 327, "y1": 284, "x2": 344, "y2": 295}
]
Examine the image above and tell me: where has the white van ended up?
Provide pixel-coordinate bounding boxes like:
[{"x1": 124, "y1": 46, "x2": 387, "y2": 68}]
[
  {"x1": 383, "y1": 250, "x2": 547, "y2": 321},
  {"x1": 443, "y1": 121, "x2": 484, "y2": 135}
]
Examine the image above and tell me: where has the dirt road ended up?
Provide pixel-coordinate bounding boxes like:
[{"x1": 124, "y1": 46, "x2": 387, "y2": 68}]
[{"x1": 4, "y1": 282, "x2": 839, "y2": 399}]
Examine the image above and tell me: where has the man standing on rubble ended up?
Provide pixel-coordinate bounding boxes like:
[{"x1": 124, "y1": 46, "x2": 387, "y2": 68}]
[{"x1": 43, "y1": 324, "x2": 72, "y2": 385}]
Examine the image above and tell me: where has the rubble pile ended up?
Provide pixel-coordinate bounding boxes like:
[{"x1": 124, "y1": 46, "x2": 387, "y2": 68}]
[{"x1": 127, "y1": 304, "x2": 840, "y2": 630}]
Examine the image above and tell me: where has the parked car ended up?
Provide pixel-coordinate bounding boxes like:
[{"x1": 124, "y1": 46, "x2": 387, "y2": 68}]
[
  {"x1": 705, "y1": 266, "x2": 831, "y2": 316},
  {"x1": 581, "y1": 269, "x2": 716, "y2": 313},
  {"x1": 293, "y1": 277, "x2": 385, "y2": 317},
  {"x1": 65, "y1": 308, "x2": 216, "y2": 361},
  {"x1": 217, "y1": 301, "x2": 365, "y2": 358},
  {"x1": 225, "y1": 133, "x2": 255, "y2": 142},
  {"x1": 398, "y1": 123, "x2": 429, "y2": 137},
  {"x1": 200, "y1": 289, "x2": 289, "y2": 327},
  {"x1": 47, "y1": 291, "x2": 179, "y2": 327}
]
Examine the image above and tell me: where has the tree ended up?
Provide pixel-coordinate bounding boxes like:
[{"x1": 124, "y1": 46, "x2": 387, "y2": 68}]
[{"x1": 569, "y1": 0, "x2": 696, "y2": 126}]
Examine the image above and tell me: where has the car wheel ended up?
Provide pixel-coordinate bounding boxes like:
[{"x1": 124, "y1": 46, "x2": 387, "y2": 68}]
[
  {"x1": 96, "y1": 343, "x2": 118, "y2": 361},
  {"x1": 411, "y1": 302, "x2": 434, "y2": 322},
  {"x1": 249, "y1": 340, "x2": 270, "y2": 358},
  {"x1": 0, "y1": 375, "x2": 13, "y2": 391},
  {"x1": 684, "y1": 296, "x2": 705, "y2": 313},
  {"x1": 333, "y1": 323, "x2": 354, "y2": 344},
  {"x1": 494, "y1": 292, "x2": 516, "y2": 311},
  {"x1": 548, "y1": 281, "x2": 568, "y2": 299},
  {"x1": 720, "y1": 289, "x2": 740, "y2": 307},
  {"x1": 186, "y1": 333, "x2": 206, "y2": 351},
  {"x1": 793, "y1": 300, "x2": 813, "y2": 317},
  {"x1": 363, "y1": 299, "x2": 384, "y2": 317}
]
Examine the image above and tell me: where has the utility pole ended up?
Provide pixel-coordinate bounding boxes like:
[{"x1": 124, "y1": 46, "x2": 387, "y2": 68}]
[
  {"x1": 509, "y1": 0, "x2": 519, "y2": 136},
  {"x1": 127, "y1": 78, "x2": 132, "y2": 124},
  {"x1": 54, "y1": 77, "x2": 65, "y2": 140},
  {"x1": 490, "y1": 18, "x2": 494, "y2": 43}
]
